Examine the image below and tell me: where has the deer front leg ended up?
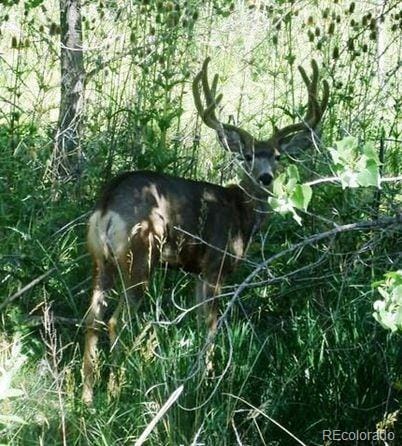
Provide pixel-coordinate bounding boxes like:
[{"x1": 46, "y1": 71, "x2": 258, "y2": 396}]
[{"x1": 82, "y1": 260, "x2": 115, "y2": 405}]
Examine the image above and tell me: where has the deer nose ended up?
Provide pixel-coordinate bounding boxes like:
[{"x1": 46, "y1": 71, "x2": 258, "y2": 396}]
[{"x1": 259, "y1": 173, "x2": 273, "y2": 185}]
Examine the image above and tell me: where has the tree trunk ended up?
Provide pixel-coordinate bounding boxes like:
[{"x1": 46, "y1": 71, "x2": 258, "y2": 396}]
[{"x1": 51, "y1": 0, "x2": 84, "y2": 191}]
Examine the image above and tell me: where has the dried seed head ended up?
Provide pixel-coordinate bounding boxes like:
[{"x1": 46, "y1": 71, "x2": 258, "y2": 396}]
[
  {"x1": 328, "y1": 22, "x2": 335, "y2": 34},
  {"x1": 349, "y1": 2, "x2": 355, "y2": 14},
  {"x1": 49, "y1": 22, "x2": 58, "y2": 35},
  {"x1": 287, "y1": 54, "x2": 296, "y2": 65},
  {"x1": 332, "y1": 46, "x2": 339, "y2": 59},
  {"x1": 167, "y1": 11, "x2": 180, "y2": 27}
]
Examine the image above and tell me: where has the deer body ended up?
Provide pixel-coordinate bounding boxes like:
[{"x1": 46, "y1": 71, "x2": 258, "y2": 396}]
[
  {"x1": 88, "y1": 170, "x2": 263, "y2": 278},
  {"x1": 82, "y1": 58, "x2": 329, "y2": 404}
]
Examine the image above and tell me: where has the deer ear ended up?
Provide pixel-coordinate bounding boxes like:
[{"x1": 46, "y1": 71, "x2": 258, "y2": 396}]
[
  {"x1": 278, "y1": 130, "x2": 317, "y2": 154},
  {"x1": 218, "y1": 128, "x2": 246, "y2": 154}
]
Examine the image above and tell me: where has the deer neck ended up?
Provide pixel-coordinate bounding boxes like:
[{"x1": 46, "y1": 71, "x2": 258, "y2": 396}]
[{"x1": 238, "y1": 175, "x2": 270, "y2": 231}]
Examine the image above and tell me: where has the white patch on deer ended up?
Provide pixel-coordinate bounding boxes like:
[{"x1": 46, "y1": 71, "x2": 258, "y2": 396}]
[
  {"x1": 231, "y1": 234, "x2": 244, "y2": 258},
  {"x1": 88, "y1": 210, "x2": 129, "y2": 260},
  {"x1": 203, "y1": 190, "x2": 218, "y2": 202}
]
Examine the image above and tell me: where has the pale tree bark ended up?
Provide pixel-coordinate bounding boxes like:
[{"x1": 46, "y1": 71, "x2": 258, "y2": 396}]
[{"x1": 50, "y1": 0, "x2": 84, "y2": 193}]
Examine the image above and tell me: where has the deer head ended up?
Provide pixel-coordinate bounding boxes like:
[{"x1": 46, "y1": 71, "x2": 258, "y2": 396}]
[{"x1": 193, "y1": 58, "x2": 329, "y2": 186}]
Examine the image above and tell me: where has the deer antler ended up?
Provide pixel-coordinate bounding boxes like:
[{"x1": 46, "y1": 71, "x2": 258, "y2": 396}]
[
  {"x1": 193, "y1": 58, "x2": 329, "y2": 155},
  {"x1": 271, "y1": 59, "x2": 329, "y2": 144},
  {"x1": 193, "y1": 57, "x2": 255, "y2": 150}
]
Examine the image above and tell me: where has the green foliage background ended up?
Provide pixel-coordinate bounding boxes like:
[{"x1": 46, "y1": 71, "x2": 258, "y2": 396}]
[{"x1": 0, "y1": 0, "x2": 401, "y2": 444}]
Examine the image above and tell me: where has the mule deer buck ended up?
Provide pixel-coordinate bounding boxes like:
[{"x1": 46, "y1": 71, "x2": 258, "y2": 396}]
[{"x1": 82, "y1": 58, "x2": 329, "y2": 404}]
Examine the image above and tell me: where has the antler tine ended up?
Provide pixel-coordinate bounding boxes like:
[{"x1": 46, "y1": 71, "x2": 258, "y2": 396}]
[
  {"x1": 193, "y1": 58, "x2": 255, "y2": 147},
  {"x1": 201, "y1": 60, "x2": 219, "y2": 119},
  {"x1": 299, "y1": 60, "x2": 318, "y2": 125},
  {"x1": 320, "y1": 79, "x2": 330, "y2": 117},
  {"x1": 192, "y1": 57, "x2": 223, "y2": 131},
  {"x1": 273, "y1": 59, "x2": 328, "y2": 142}
]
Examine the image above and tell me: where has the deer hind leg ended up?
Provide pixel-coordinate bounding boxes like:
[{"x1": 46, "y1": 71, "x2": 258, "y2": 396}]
[
  {"x1": 106, "y1": 236, "x2": 153, "y2": 398},
  {"x1": 196, "y1": 274, "x2": 222, "y2": 371},
  {"x1": 107, "y1": 235, "x2": 153, "y2": 350},
  {"x1": 82, "y1": 258, "x2": 115, "y2": 405},
  {"x1": 196, "y1": 274, "x2": 221, "y2": 336}
]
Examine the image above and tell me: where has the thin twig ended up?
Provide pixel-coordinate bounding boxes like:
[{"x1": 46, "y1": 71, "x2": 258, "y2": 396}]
[
  {"x1": 1, "y1": 268, "x2": 56, "y2": 311},
  {"x1": 225, "y1": 393, "x2": 308, "y2": 446},
  {"x1": 216, "y1": 213, "x2": 401, "y2": 332}
]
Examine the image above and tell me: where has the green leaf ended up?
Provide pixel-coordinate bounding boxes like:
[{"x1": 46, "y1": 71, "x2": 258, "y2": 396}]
[
  {"x1": 391, "y1": 285, "x2": 402, "y2": 303},
  {"x1": 286, "y1": 177, "x2": 298, "y2": 192},
  {"x1": 328, "y1": 148, "x2": 341, "y2": 165},
  {"x1": 286, "y1": 164, "x2": 300, "y2": 182},
  {"x1": 335, "y1": 136, "x2": 358, "y2": 161},
  {"x1": 357, "y1": 161, "x2": 379, "y2": 187},
  {"x1": 272, "y1": 174, "x2": 286, "y2": 197},
  {"x1": 291, "y1": 184, "x2": 312, "y2": 211},
  {"x1": 363, "y1": 142, "x2": 381, "y2": 165},
  {"x1": 385, "y1": 270, "x2": 402, "y2": 284},
  {"x1": 268, "y1": 197, "x2": 281, "y2": 212},
  {"x1": 339, "y1": 169, "x2": 359, "y2": 188}
]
